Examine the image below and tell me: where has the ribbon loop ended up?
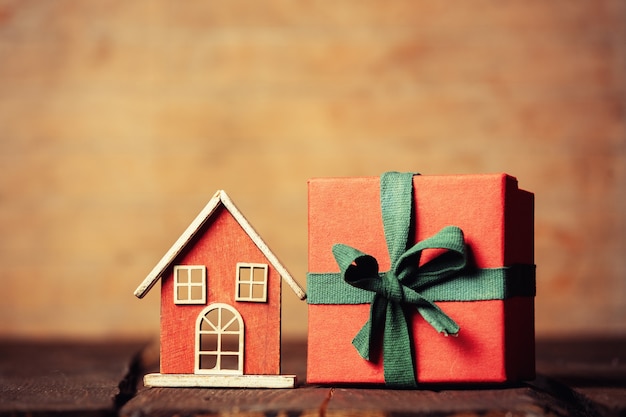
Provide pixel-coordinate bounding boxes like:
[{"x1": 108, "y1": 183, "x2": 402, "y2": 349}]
[{"x1": 332, "y1": 226, "x2": 465, "y2": 339}]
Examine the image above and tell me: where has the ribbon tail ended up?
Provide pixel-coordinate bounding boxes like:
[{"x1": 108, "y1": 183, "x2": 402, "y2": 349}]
[
  {"x1": 383, "y1": 303, "x2": 417, "y2": 388},
  {"x1": 416, "y1": 303, "x2": 460, "y2": 336},
  {"x1": 352, "y1": 294, "x2": 388, "y2": 361},
  {"x1": 352, "y1": 320, "x2": 373, "y2": 361}
]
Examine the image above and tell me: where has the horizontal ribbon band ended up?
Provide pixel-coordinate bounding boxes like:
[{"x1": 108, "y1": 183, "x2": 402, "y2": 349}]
[{"x1": 307, "y1": 264, "x2": 536, "y2": 305}]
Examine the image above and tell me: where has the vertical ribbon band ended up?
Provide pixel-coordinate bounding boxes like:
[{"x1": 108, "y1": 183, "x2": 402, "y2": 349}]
[{"x1": 331, "y1": 172, "x2": 466, "y2": 388}]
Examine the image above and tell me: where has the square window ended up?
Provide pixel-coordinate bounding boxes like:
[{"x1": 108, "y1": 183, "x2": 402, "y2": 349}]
[
  {"x1": 235, "y1": 263, "x2": 268, "y2": 302},
  {"x1": 174, "y1": 265, "x2": 206, "y2": 304},
  {"x1": 253, "y1": 267, "x2": 265, "y2": 282},
  {"x1": 177, "y1": 269, "x2": 189, "y2": 283},
  {"x1": 252, "y1": 284, "x2": 265, "y2": 300},
  {"x1": 239, "y1": 266, "x2": 251, "y2": 278},
  {"x1": 238, "y1": 283, "x2": 251, "y2": 299},
  {"x1": 190, "y1": 285, "x2": 203, "y2": 301},
  {"x1": 177, "y1": 286, "x2": 189, "y2": 301},
  {"x1": 190, "y1": 268, "x2": 203, "y2": 283}
]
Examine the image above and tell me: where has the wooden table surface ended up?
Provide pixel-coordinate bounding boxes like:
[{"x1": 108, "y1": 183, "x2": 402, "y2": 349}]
[{"x1": 0, "y1": 337, "x2": 624, "y2": 417}]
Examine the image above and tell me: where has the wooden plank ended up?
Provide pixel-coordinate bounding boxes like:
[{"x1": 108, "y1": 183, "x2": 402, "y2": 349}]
[
  {"x1": 122, "y1": 382, "x2": 603, "y2": 417},
  {"x1": 325, "y1": 386, "x2": 569, "y2": 417},
  {"x1": 120, "y1": 387, "x2": 331, "y2": 417},
  {"x1": 535, "y1": 337, "x2": 626, "y2": 417},
  {"x1": 1, "y1": 338, "x2": 623, "y2": 417},
  {"x1": 0, "y1": 339, "x2": 144, "y2": 416},
  {"x1": 122, "y1": 338, "x2": 626, "y2": 417}
]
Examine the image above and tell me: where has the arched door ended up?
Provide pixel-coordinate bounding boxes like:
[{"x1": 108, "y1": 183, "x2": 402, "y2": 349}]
[{"x1": 195, "y1": 303, "x2": 244, "y2": 374}]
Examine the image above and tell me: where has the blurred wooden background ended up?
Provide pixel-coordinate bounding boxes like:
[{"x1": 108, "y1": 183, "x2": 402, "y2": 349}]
[{"x1": 0, "y1": 1, "x2": 624, "y2": 341}]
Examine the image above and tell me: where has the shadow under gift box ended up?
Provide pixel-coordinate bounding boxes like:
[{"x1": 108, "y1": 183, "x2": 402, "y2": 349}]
[{"x1": 306, "y1": 173, "x2": 535, "y2": 385}]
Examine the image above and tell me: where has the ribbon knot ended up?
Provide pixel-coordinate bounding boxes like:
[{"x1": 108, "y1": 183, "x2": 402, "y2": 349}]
[
  {"x1": 330, "y1": 172, "x2": 467, "y2": 388},
  {"x1": 382, "y1": 271, "x2": 404, "y2": 303}
]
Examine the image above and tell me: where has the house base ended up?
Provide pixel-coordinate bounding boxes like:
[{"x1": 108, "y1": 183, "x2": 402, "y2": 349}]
[{"x1": 143, "y1": 373, "x2": 297, "y2": 389}]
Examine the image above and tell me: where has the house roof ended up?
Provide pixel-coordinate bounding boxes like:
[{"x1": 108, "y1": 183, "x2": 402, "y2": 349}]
[{"x1": 134, "y1": 190, "x2": 306, "y2": 300}]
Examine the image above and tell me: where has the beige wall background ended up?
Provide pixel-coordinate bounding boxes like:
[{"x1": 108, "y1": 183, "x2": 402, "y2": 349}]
[{"x1": 1, "y1": 1, "x2": 625, "y2": 341}]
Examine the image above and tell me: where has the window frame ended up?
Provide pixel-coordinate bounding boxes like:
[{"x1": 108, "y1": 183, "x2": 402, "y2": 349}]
[
  {"x1": 235, "y1": 262, "x2": 268, "y2": 303},
  {"x1": 173, "y1": 265, "x2": 207, "y2": 305}
]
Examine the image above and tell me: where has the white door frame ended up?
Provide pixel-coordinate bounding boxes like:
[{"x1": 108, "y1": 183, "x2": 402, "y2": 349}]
[{"x1": 195, "y1": 303, "x2": 244, "y2": 375}]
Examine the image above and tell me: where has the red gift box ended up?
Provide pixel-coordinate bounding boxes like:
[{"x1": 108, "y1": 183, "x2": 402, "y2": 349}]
[{"x1": 306, "y1": 173, "x2": 535, "y2": 386}]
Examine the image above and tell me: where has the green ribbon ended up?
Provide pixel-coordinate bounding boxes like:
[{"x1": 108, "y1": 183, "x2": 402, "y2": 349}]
[
  {"x1": 334, "y1": 172, "x2": 470, "y2": 387},
  {"x1": 307, "y1": 263, "x2": 536, "y2": 305}
]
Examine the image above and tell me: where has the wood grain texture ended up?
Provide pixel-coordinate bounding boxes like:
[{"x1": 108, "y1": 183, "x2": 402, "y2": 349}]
[
  {"x1": 0, "y1": 339, "x2": 144, "y2": 416},
  {"x1": 119, "y1": 338, "x2": 626, "y2": 417},
  {"x1": 121, "y1": 376, "x2": 617, "y2": 417},
  {"x1": 0, "y1": 338, "x2": 624, "y2": 417},
  {"x1": 121, "y1": 387, "x2": 330, "y2": 417},
  {"x1": 535, "y1": 337, "x2": 626, "y2": 417}
]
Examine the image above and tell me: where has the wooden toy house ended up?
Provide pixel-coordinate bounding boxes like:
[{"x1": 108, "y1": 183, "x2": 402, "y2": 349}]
[{"x1": 134, "y1": 190, "x2": 306, "y2": 388}]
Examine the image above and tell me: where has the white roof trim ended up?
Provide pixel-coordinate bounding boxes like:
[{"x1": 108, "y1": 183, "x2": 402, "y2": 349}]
[{"x1": 134, "y1": 190, "x2": 306, "y2": 300}]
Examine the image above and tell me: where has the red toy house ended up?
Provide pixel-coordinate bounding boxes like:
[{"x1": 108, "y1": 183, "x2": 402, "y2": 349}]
[{"x1": 134, "y1": 190, "x2": 306, "y2": 388}]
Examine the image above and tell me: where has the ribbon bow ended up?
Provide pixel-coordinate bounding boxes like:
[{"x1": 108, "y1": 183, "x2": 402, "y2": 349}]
[{"x1": 331, "y1": 172, "x2": 467, "y2": 388}]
